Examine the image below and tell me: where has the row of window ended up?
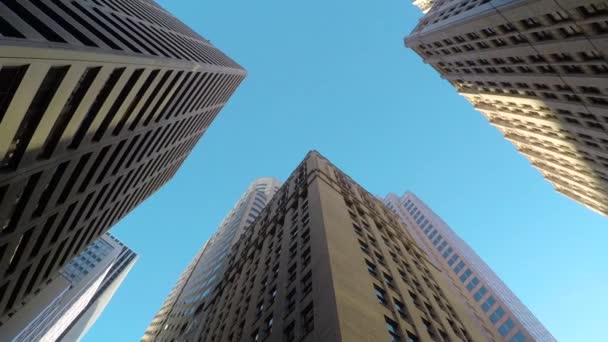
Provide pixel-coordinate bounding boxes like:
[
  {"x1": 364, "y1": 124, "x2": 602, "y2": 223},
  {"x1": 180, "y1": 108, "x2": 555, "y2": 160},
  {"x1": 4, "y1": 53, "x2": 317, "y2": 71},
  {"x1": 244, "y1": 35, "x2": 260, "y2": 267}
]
[
  {"x1": 350, "y1": 198, "x2": 475, "y2": 342},
  {"x1": 403, "y1": 200, "x2": 525, "y2": 341},
  {"x1": 0, "y1": 0, "x2": 238, "y2": 67}
]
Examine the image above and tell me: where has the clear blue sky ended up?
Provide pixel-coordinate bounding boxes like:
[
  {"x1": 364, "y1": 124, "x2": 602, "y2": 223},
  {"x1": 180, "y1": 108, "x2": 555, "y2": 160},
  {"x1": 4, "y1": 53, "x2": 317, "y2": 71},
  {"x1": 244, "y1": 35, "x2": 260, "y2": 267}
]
[{"x1": 85, "y1": 1, "x2": 607, "y2": 341}]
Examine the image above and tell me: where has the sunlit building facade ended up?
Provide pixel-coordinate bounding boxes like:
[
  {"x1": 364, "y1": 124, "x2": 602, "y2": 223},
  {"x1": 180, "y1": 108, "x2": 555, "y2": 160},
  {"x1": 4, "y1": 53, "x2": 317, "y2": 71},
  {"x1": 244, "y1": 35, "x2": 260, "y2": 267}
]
[
  {"x1": 406, "y1": 0, "x2": 608, "y2": 216},
  {"x1": 0, "y1": 0, "x2": 245, "y2": 324},
  {"x1": 143, "y1": 178, "x2": 282, "y2": 341},
  {"x1": 144, "y1": 152, "x2": 491, "y2": 342},
  {"x1": 384, "y1": 192, "x2": 555, "y2": 342}
]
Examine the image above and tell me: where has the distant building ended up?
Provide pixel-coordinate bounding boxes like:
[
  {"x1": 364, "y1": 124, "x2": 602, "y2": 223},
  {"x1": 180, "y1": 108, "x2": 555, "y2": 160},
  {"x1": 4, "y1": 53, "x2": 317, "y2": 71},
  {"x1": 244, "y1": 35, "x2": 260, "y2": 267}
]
[
  {"x1": 406, "y1": 0, "x2": 608, "y2": 216},
  {"x1": 0, "y1": 0, "x2": 245, "y2": 324},
  {"x1": 413, "y1": 0, "x2": 435, "y2": 13},
  {"x1": 0, "y1": 233, "x2": 136, "y2": 341},
  {"x1": 144, "y1": 152, "x2": 489, "y2": 342},
  {"x1": 384, "y1": 192, "x2": 555, "y2": 341},
  {"x1": 143, "y1": 178, "x2": 281, "y2": 340}
]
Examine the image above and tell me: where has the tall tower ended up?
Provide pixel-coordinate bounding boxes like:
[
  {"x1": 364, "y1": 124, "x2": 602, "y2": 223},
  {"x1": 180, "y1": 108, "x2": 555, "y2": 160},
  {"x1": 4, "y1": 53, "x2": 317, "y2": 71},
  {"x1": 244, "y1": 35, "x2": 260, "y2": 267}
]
[
  {"x1": 144, "y1": 152, "x2": 491, "y2": 342},
  {"x1": 0, "y1": 233, "x2": 136, "y2": 341},
  {"x1": 384, "y1": 192, "x2": 555, "y2": 342},
  {"x1": 143, "y1": 178, "x2": 282, "y2": 341},
  {"x1": 406, "y1": 0, "x2": 608, "y2": 216},
  {"x1": 58, "y1": 234, "x2": 137, "y2": 341},
  {"x1": 0, "y1": 0, "x2": 245, "y2": 324}
]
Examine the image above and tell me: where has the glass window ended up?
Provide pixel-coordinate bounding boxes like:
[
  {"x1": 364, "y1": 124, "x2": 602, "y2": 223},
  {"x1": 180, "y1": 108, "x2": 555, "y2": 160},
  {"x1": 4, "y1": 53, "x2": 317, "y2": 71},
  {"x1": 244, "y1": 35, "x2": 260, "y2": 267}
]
[
  {"x1": 466, "y1": 277, "x2": 479, "y2": 292},
  {"x1": 386, "y1": 316, "x2": 401, "y2": 341},
  {"x1": 459, "y1": 269, "x2": 472, "y2": 282},
  {"x1": 433, "y1": 235, "x2": 442, "y2": 246},
  {"x1": 454, "y1": 261, "x2": 465, "y2": 273},
  {"x1": 428, "y1": 230, "x2": 437, "y2": 239},
  {"x1": 474, "y1": 286, "x2": 488, "y2": 302},
  {"x1": 374, "y1": 285, "x2": 387, "y2": 305},
  {"x1": 442, "y1": 247, "x2": 453, "y2": 258},
  {"x1": 499, "y1": 319, "x2": 515, "y2": 336},
  {"x1": 490, "y1": 307, "x2": 505, "y2": 324},
  {"x1": 437, "y1": 241, "x2": 447, "y2": 252},
  {"x1": 447, "y1": 254, "x2": 459, "y2": 266},
  {"x1": 510, "y1": 331, "x2": 526, "y2": 342},
  {"x1": 481, "y1": 294, "x2": 494, "y2": 310}
]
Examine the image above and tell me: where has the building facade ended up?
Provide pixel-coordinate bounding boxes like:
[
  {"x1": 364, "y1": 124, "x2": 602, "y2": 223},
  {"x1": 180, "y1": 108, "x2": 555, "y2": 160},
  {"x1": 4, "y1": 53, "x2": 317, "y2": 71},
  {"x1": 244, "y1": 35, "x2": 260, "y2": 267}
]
[
  {"x1": 143, "y1": 178, "x2": 282, "y2": 341},
  {"x1": 0, "y1": 233, "x2": 136, "y2": 341},
  {"x1": 0, "y1": 0, "x2": 245, "y2": 324},
  {"x1": 58, "y1": 234, "x2": 137, "y2": 341},
  {"x1": 384, "y1": 192, "x2": 555, "y2": 342},
  {"x1": 144, "y1": 151, "x2": 491, "y2": 342},
  {"x1": 406, "y1": 0, "x2": 608, "y2": 216}
]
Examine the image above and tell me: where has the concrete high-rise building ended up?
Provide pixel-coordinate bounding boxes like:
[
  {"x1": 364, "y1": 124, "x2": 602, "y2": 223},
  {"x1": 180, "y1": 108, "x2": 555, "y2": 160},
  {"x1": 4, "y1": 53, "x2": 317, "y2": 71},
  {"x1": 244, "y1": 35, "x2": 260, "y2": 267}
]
[
  {"x1": 405, "y1": 0, "x2": 608, "y2": 216},
  {"x1": 0, "y1": 233, "x2": 136, "y2": 341},
  {"x1": 384, "y1": 192, "x2": 555, "y2": 342},
  {"x1": 0, "y1": 0, "x2": 245, "y2": 324},
  {"x1": 144, "y1": 151, "x2": 492, "y2": 342},
  {"x1": 143, "y1": 178, "x2": 282, "y2": 341}
]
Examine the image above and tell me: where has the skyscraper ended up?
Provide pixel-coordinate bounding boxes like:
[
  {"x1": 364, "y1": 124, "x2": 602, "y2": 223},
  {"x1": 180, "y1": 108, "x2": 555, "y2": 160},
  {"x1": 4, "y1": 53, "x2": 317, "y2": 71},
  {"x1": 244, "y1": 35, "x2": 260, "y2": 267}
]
[
  {"x1": 384, "y1": 192, "x2": 555, "y2": 342},
  {"x1": 58, "y1": 234, "x2": 137, "y2": 341},
  {"x1": 144, "y1": 151, "x2": 490, "y2": 342},
  {"x1": 0, "y1": 233, "x2": 136, "y2": 341},
  {"x1": 405, "y1": 0, "x2": 608, "y2": 216},
  {"x1": 0, "y1": 0, "x2": 245, "y2": 323},
  {"x1": 143, "y1": 178, "x2": 282, "y2": 341}
]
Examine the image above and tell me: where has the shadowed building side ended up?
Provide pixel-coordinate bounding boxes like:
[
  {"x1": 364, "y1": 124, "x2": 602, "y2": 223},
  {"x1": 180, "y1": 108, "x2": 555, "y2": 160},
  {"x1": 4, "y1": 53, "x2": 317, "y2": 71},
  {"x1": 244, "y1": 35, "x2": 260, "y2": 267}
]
[{"x1": 0, "y1": 0, "x2": 245, "y2": 329}]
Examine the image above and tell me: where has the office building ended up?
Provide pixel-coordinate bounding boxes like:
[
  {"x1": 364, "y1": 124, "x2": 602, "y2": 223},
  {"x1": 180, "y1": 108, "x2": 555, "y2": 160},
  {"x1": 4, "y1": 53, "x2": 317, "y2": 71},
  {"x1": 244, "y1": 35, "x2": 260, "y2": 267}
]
[
  {"x1": 0, "y1": 0, "x2": 245, "y2": 323},
  {"x1": 384, "y1": 192, "x2": 555, "y2": 342},
  {"x1": 144, "y1": 151, "x2": 488, "y2": 342},
  {"x1": 59, "y1": 234, "x2": 137, "y2": 341},
  {"x1": 143, "y1": 178, "x2": 281, "y2": 341},
  {"x1": 405, "y1": 0, "x2": 608, "y2": 216},
  {"x1": 0, "y1": 233, "x2": 136, "y2": 341}
]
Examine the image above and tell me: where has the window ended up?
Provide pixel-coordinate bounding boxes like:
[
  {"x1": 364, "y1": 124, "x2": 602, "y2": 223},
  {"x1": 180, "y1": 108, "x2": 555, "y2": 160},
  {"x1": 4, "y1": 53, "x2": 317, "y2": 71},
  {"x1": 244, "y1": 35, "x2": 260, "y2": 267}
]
[
  {"x1": 481, "y1": 294, "x2": 494, "y2": 311},
  {"x1": 490, "y1": 307, "x2": 505, "y2": 324},
  {"x1": 384, "y1": 273, "x2": 395, "y2": 288},
  {"x1": 499, "y1": 319, "x2": 515, "y2": 336},
  {"x1": 437, "y1": 241, "x2": 447, "y2": 252},
  {"x1": 442, "y1": 247, "x2": 453, "y2": 258},
  {"x1": 251, "y1": 329, "x2": 260, "y2": 342},
  {"x1": 359, "y1": 240, "x2": 369, "y2": 254},
  {"x1": 473, "y1": 286, "x2": 488, "y2": 302},
  {"x1": 0, "y1": 65, "x2": 28, "y2": 124},
  {"x1": 510, "y1": 331, "x2": 526, "y2": 342},
  {"x1": 374, "y1": 285, "x2": 387, "y2": 305},
  {"x1": 366, "y1": 260, "x2": 378, "y2": 277},
  {"x1": 283, "y1": 321, "x2": 295, "y2": 342},
  {"x1": 386, "y1": 316, "x2": 401, "y2": 341},
  {"x1": 263, "y1": 315, "x2": 273, "y2": 337},
  {"x1": 459, "y1": 269, "x2": 472, "y2": 282},
  {"x1": 447, "y1": 254, "x2": 459, "y2": 266},
  {"x1": 453, "y1": 261, "x2": 465, "y2": 273},
  {"x1": 394, "y1": 299, "x2": 408, "y2": 318},
  {"x1": 301, "y1": 303, "x2": 314, "y2": 335},
  {"x1": 467, "y1": 277, "x2": 479, "y2": 292}
]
